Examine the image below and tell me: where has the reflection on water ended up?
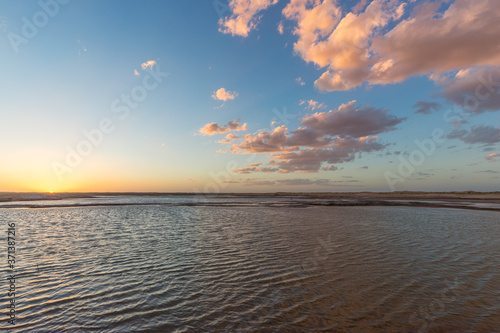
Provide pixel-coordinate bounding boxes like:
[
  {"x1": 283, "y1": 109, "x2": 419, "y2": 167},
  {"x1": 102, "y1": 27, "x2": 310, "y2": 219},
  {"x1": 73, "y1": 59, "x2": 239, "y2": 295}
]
[{"x1": 1, "y1": 198, "x2": 499, "y2": 332}]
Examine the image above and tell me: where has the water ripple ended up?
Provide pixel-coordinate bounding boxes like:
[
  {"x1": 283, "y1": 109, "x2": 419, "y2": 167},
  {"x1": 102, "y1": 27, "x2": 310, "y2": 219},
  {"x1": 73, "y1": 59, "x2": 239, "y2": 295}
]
[{"x1": 0, "y1": 201, "x2": 498, "y2": 331}]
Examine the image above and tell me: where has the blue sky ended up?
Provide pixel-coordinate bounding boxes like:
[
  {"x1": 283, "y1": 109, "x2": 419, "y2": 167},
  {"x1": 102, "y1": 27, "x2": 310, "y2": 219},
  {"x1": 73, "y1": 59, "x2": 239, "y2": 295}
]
[{"x1": 0, "y1": 0, "x2": 499, "y2": 192}]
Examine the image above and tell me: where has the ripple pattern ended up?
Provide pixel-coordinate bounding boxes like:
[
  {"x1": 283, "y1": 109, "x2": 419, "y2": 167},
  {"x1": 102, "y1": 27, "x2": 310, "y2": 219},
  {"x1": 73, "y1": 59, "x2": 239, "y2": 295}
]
[{"x1": 0, "y1": 200, "x2": 499, "y2": 332}]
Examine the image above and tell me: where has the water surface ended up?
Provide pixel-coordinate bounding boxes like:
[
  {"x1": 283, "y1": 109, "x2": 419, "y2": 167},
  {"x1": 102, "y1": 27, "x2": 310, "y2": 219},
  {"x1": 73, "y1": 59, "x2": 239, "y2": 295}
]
[{"x1": 1, "y1": 196, "x2": 498, "y2": 332}]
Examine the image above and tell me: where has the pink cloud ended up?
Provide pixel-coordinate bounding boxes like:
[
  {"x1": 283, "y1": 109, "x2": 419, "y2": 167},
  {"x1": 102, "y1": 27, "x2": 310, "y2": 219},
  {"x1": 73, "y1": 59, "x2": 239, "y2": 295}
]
[
  {"x1": 486, "y1": 153, "x2": 499, "y2": 162},
  {"x1": 199, "y1": 120, "x2": 247, "y2": 135},
  {"x1": 208, "y1": 101, "x2": 400, "y2": 173},
  {"x1": 277, "y1": 21, "x2": 284, "y2": 35},
  {"x1": 219, "y1": 0, "x2": 278, "y2": 37},
  {"x1": 232, "y1": 163, "x2": 280, "y2": 174},
  {"x1": 212, "y1": 87, "x2": 238, "y2": 101},
  {"x1": 439, "y1": 67, "x2": 500, "y2": 114},
  {"x1": 281, "y1": 0, "x2": 500, "y2": 91},
  {"x1": 301, "y1": 100, "x2": 405, "y2": 138},
  {"x1": 230, "y1": 125, "x2": 295, "y2": 153},
  {"x1": 300, "y1": 99, "x2": 326, "y2": 110},
  {"x1": 268, "y1": 137, "x2": 384, "y2": 173},
  {"x1": 141, "y1": 60, "x2": 157, "y2": 70},
  {"x1": 239, "y1": 177, "x2": 354, "y2": 186}
]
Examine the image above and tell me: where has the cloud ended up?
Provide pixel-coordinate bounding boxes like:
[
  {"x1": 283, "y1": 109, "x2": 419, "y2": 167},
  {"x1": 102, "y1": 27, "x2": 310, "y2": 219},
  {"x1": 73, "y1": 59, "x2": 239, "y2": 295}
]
[
  {"x1": 218, "y1": 0, "x2": 278, "y2": 37},
  {"x1": 277, "y1": 21, "x2": 284, "y2": 34},
  {"x1": 323, "y1": 165, "x2": 341, "y2": 171},
  {"x1": 300, "y1": 100, "x2": 405, "y2": 138},
  {"x1": 447, "y1": 125, "x2": 500, "y2": 144},
  {"x1": 413, "y1": 100, "x2": 442, "y2": 114},
  {"x1": 212, "y1": 88, "x2": 238, "y2": 101},
  {"x1": 230, "y1": 129, "x2": 385, "y2": 173},
  {"x1": 486, "y1": 153, "x2": 499, "y2": 162},
  {"x1": 218, "y1": 133, "x2": 241, "y2": 143},
  {"x1": 281, "y1": 0, "x2": 500, "y2": 91},
  {"x1": 477, "y1": 169, "x2": 499, "y2": 174},
  {"x1": 206, "y1": 100, "x2": 401, "y2": 173},
  {"x1": 439, "y1": 67, "x2": 500, "y2": 114},
  {"x1": 275, "y1": 178, "x2": 334, "y2": 186},
  {"x1": 300, "y1": 99, "x2": 326, "y2": 110},
  {"x1": 231, "y1": 125, "x2": 293, "y2": 153},
  {"x1": 141, "y1": 60, "x2": 157, "y2": 70},
  {"x1": 224, "y1": 100, "x2": 399, "y2": 172},
  {"x1": 239, "y1": 177, "x2": 353, "y2": 186},
  {"x1": 134, "y1": 69, "x2": 140, "y2": 76},
  {"x1": 232, "y1": 163, "x2": 280, "y2": 174},
  {"x1": 295, "y1": 77, "x2": 305, "y2": 86},
  {"x1": 199, "y1": 120, "x2": 247, "y2": 135},
  {"x1": 267, "y1": 136, "x2": 385, "y2": 173},
  {"x1": 243, "y1": 180, "x2": 277, "y2": 186},
  {"x1": 225, "y1": 133, "x2": 240, "y2": 140}
]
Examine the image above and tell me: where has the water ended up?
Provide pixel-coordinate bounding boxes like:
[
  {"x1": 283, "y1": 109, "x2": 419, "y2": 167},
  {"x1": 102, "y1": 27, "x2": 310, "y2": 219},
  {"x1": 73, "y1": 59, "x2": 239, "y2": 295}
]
[{"x1": 0, "y1": 196, "x2": 499, "y2": 332}]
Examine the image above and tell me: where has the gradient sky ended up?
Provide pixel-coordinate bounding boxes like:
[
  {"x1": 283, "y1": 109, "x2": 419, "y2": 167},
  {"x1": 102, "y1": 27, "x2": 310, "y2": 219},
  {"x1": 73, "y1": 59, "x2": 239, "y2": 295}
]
[{"x1": 0, "y1": 0, "x2": 499, "y2": 193}]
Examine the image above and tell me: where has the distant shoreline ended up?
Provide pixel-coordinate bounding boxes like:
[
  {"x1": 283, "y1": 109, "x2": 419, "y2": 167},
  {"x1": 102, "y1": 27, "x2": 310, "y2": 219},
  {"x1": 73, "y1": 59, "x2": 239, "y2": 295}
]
[
  {"x1": 1, "y1": 191, "x2": 500, "y2": 202},
  {"x1": 1, "y1": 191, "x2": 499, "y2": 212}
]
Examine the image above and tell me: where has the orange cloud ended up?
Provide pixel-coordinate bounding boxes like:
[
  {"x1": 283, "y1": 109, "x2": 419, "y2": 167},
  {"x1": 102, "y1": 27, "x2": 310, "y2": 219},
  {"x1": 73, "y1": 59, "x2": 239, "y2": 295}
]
[
  {"x1": 141, "y1": 60, "x2": 157, "y2": 70},
  {"x1": 282, "y1": 0, "x2": 500, "y2": 91},
  {"x1": 199, "y1": 120, "x2": 247, "y2": 135},
  {"x1": 486, "y1": 153, "x2": 499, "y2": 162},
  {"x1": 300, "y1": 99, "x2": 326, "y2": 110},
  {"x1": 212, "y1": 87, "x2": 238, "y2": 101}
]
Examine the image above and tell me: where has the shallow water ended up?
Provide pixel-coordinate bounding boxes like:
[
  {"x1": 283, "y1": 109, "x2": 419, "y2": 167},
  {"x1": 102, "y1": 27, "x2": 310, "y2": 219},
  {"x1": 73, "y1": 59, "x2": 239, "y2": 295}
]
[{"x1": 1, "y1": 197, "x2": 499, "y2": 332}]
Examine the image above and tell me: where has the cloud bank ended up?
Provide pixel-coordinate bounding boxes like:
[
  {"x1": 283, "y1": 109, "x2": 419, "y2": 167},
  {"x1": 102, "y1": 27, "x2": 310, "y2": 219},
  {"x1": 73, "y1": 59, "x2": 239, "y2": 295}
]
[{"x1": 219, "y1": 100, "x2": 404, "y2": 173}]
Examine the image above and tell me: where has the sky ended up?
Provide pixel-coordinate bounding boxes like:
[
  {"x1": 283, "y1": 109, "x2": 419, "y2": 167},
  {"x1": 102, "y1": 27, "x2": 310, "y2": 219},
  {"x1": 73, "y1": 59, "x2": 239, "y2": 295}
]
[{"x1": 0, "y1": 0, "x2": 499, "y2": 193}]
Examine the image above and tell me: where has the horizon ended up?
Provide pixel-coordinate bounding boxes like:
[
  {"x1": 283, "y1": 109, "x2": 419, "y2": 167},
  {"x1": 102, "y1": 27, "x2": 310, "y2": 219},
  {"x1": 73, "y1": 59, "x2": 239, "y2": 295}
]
[
  {"x1": 1, "y1": 0, "x2": 499, "y2": 193},
  {"x1": 2, "y1": 190, "x2": 500, "y2": 195}
]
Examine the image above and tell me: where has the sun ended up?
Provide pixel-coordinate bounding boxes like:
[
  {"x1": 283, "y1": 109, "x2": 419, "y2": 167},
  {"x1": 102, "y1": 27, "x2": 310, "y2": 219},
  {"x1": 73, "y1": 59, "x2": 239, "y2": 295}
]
[{"x1": 48, "y1": 191, "x2": 54, "y2": 194}]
